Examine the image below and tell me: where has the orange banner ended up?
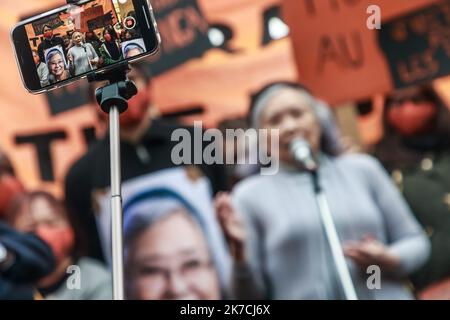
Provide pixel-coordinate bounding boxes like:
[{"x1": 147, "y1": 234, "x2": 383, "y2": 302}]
[{"x1": 281, "y1": 0, "x2": 444, "y2": 104}]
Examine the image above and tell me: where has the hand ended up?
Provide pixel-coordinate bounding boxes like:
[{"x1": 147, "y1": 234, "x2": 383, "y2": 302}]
[
  {"x1": 344, "y1": 235, "x2": 400, "y2": 272},
  {"x1": 214, "y1": 192, "x2": 246, "y2": 263},
  {"x1": 67, "y1": 53, "x2": 73, "y2": 63},
  {"x1": 90, "y1": 59, "x2": 97, "y2": 66}
]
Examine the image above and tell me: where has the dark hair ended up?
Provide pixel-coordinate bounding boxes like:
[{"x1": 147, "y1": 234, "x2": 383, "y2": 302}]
[
  {"x1": 42, "y1": 24, "x2": 52, "y2": 33},
  {"x1": 122, "y1": 29, "x2": 137, "y2": 41},
  {"x1": 85, "y1": 31, "x2": 100, "y2": 43},
  {"x1": 103, "y1": 26, "x2": 118, "y2": 41},
  {"x1": 374, "y1": 85, "x2": 450, "y2": 171},
  {"x1": 384, "y1": 85, "x2": 450, "y2": 137}
]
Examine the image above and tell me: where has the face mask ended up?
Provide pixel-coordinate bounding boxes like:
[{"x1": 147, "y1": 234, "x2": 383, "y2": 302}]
[
  {"x1": 120, "y1": 90, "x2": 151, "y2": 129},
  {"x1": 0, "y1": 175, "x2": 24, "y2": 219},
  {"x1": 104, "y1": 34, "x2": 112, "y2": 42},
  {"x1": 44, "y1": 30, "x2": 53, "y2": 40},
  {"x1": 387, "y1": 101, "x2": 437, "y2": 136},
  {"x1": 36, "y1": 225, "x2": 75, "y2": 263}
]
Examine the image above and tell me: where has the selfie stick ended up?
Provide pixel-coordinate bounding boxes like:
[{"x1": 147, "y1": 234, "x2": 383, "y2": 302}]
[
  {"x1": 88, "y1": 62, "x2": 137, "y2": 300},
  {"x1": 66, "y1": 0, "x2": 135, "y2": 301}
]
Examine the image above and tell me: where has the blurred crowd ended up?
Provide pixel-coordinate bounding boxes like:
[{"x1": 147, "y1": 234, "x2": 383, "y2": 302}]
[{"x1": 1, "y1": 62, "x2": 450, "y2": 300}]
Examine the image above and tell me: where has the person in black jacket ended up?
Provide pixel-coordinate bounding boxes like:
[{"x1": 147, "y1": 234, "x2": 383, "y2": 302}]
[
  {"x1": 0, "y1": 222, "x2": 55, "y2": 299},
  {"x1": 64, "y1": 62, "x2": 228, "y2": 263},
  {"x1": 37, "y1": 24, "x2": 66, "y2": 63}
]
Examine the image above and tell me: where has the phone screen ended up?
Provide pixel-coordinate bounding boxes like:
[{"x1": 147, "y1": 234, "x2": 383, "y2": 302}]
[{"x1": 18, "y1": 0, "x2": 158, "y2": 91}]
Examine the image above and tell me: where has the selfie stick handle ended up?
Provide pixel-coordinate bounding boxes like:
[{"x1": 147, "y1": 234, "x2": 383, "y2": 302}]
[{"x1": 88, "y1": 62, "x2": 137, "y2": 300}]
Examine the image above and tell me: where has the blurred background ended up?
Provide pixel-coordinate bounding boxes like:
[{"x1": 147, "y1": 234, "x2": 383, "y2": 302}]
[{"x1": 1, "y1": 0, "x2": 450, "y2": 300}]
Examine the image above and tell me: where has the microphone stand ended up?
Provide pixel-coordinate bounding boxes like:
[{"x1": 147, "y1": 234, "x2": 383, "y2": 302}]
[
  {"x1": 309, "y1": 169, "x2": 358, "y2": 300},
  {"x1": 87, "y1": 62, "x2": 137, "y2": 300},
  {"x1": 83, "y1": 44, "x2": 94, "y2": 71}
]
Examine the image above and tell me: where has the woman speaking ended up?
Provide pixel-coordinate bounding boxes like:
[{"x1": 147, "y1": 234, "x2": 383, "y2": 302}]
[
  {"x1": 67, "y1": 31, "x2": 99, "y2": 76},
  {"x1": 46, "y1": 49, "x2": 70, "y2": 84},
  {"x1": 215, "y1": 82, "x2": 430, "y2": 300}
]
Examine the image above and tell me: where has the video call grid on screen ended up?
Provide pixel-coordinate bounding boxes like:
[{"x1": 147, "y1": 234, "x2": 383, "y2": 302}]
[{"x1": 26, "y1": 0, "x2": 147, "y2": 88}]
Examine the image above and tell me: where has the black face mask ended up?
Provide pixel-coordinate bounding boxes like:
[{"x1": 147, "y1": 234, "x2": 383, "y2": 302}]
[{"x1": 402, "y1": 134, "x2": 441, "y2": 153}]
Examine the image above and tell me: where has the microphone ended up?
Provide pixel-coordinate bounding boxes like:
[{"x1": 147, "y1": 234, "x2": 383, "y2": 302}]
[{"x1": 289, "y1": 138, "x2": 318, "y2": 172}]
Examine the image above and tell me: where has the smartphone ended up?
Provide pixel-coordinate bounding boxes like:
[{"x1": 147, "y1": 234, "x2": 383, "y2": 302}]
[{"x1": 11, "y1": 0, "x2": 161, "y2": 94}]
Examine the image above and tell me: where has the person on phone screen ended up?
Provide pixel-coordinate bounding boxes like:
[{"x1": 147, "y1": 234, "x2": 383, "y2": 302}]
[
  {"x1": 374, "y1": 85, "x2": 450, "y2": 293},
  {"x1": 99, "y1": 26, "x2": 122, "y2": 66},
  {"x1": 46, "y1": 49, "x2": 70, "y2": 84},
  {"x1": 123, "y1": 42, "x2": 145, "y2": 59},
  {"x1": 85, "y1": 32, "x2": 102, "y2": 57},
  {"x1": 67, "y1": 31, "x2": 99, "y2": 76},
  {"x1": 32, "y1": 50, "x2": 49, "y2": 87},
  {"x1": 121, "y1": 29, "x2": 137, "y2": 41},
  {"x1": 37, "y1": 25, "x2": 65, "y2": 63}
]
